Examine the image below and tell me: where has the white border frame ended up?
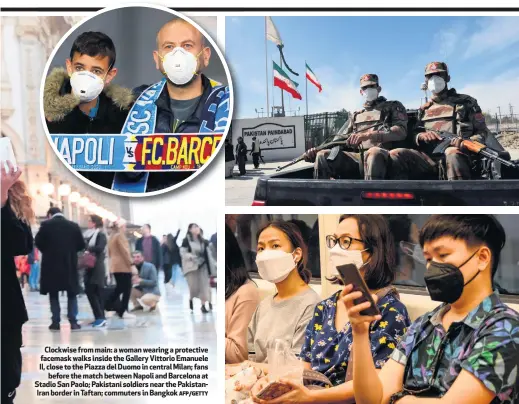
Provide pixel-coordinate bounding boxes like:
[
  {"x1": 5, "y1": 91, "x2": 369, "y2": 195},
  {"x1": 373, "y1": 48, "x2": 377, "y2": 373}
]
[{"x1": 39, "y1": 3, "x2": 234, "y2": 198}]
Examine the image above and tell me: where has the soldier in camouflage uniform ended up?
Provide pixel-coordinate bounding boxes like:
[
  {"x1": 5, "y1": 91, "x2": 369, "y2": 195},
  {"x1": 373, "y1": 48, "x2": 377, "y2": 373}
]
[
  {"x1": 389, "y1": 61, "x2": 506, "y2": 180},
  {"x1": 304, "y1": 74, "x2": 408, "y2": 180}
]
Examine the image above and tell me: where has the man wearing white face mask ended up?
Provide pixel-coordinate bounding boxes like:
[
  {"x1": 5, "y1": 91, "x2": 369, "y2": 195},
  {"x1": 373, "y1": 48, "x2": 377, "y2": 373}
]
[
  {"x1": 131, "y1": 18, "x2": 229, "y2": 136},
  {"x1": 116, "y1": 18, "x2": 230, "y2": 193},
  {"x1": 390, "y1": 61, "x2": 507, "y2": 180},
  {"x1": 43, "y1": 31, "x2": 135, "y2": 188},
  {"x1": 304, "y1": 74, "x2": 408, "y2": 180}
]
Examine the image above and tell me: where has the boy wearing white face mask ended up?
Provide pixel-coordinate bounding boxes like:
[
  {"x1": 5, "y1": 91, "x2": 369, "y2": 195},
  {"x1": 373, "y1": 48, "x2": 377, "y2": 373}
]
[
  {"x1": 43, "y1": 31, "x2": 135, "y2": 189},
  {"x1": 44, "y1": 32, "x2": 133, "y2": 130},
  {"x1": 389, "y1": 61, "x2": 507, "y2": 181},
  {"x1": 304, "y1": 74, "x2": 408, "y2": 181},
  {"x1": 225, "y1": 221, "x2": 320, "y2": 377}
]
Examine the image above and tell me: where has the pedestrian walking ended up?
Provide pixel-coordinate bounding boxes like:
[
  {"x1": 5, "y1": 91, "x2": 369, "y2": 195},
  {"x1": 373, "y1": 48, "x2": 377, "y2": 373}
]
[
  {"x1": 83, "y1": 214, "x2": 108, "y2": 327},
  {"x1": 1, "y1": 162, "x2": 35, "y2": 404},
  {"x1": 106, "y1": 221, "x2": 133, "y2": 320},
  {"x1": 180, "y1": 224, "x2": 216, "y2": 313},
  {"x1": 36, "y1": 206, "x2": 85, "y2": 330}
]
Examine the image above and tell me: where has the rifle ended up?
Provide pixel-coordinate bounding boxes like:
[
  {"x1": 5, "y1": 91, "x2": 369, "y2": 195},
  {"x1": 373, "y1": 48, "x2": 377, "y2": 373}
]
[
  {"x1": 431, "y1": 131, "x2": 519, "y2": 169},
  {"x1": 276, "y1": 120, "x2": 389, "y2": 172}
]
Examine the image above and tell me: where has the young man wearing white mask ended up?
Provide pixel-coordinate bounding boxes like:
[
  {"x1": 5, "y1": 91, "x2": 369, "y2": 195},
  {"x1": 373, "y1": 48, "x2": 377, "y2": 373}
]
[
  {"x1": 43, "y1": 31, "x2": 135, "y2": 188},
  {"x1": 114, "y1": 17, "x2": 230, "y2": 192},
  {"x1": 44, "y1": 31, "x2": 134, "y2": 134},
  {"x1": 389, "y1": 62, "x2": 507, "y2": 180},
  {"x1": 304, "y1": 74, "x2": 408, "y2": 180}
]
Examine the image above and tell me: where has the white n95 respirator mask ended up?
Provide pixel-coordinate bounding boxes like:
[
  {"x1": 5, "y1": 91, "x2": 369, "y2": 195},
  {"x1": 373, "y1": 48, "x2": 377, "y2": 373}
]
[
  {"x1": 255, "y1": 249, "x2": 296, "y2": 284},
  {"x1": 427, "y1": 76, "x2": 446, "y2": 94},
  {"x1": 70, "y1": 71, "x2": 105, "y2": 103},
  {"x1": 329, "y1": 244, "x2": 366, "y2": 275},
  {"x1": 161, "y1": 47, "x2": 202, "y2": 86},
  {"x1": 362, "y1": 88, "x2": 378, "y2": 102}
]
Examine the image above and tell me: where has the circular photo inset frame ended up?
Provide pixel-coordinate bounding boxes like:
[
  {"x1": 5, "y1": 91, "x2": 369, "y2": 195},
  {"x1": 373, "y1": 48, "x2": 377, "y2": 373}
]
[{"x1": 40, "y1": 3, "x2": 233, "y2": 197}]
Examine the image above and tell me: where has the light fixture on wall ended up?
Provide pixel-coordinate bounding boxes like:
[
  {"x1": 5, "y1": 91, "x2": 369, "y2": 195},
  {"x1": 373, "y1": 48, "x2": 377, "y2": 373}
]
[
  {"x1": 69, "y1": 191, "x2": 81, "y2": 203},
  {"x1": 41, "y1": 182, "x2": 55, "y2": 196},
  {"x1": 58, "y1": 183, "x2": 71, "y2": 197},
  {"x1": 87, "y1": 202, "x2": 98, "y2": 212},
  {"x1": 78, "y1": 197, "x2": 90, "y2": 207}
]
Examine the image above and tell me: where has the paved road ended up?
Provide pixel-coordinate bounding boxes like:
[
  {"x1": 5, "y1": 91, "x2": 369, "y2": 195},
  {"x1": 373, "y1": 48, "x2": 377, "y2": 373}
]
[
  {"x1": 17, "y1": 273, "x2": 217, "y2": 403},
  {"x1": 225, "y1": 160, "x2": 312, "y2": 206},
  {"x1": 225, "y1": 149, "x2": 519, "y2": 206}
]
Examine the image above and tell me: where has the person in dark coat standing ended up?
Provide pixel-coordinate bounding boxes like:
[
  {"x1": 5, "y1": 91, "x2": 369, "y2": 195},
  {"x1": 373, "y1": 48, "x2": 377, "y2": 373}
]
[
  {"x1": 135, "y1": 224, "x2": 162, "y2": 271},
  {"x1": 35, "y1": 207, "x2": 85, "y2": 331},
  {"x1": 1, "y1": 162, "x2": 35, "y2": 404},
  {"x1": 166, "y1": 230, "x2": 182, "y2": 287},
  {"x1": 225, "y1": 138, "x2": 235, "y2": 178},
  {"x1": 250, "y1": 136, "x2": 261, "y2": 169},
  {"x1": 235, "y1": 137, "x2": 248, "y2": 176},
  {"x1": 83, "y1": 214, "x2": 108, "y2": 327}
]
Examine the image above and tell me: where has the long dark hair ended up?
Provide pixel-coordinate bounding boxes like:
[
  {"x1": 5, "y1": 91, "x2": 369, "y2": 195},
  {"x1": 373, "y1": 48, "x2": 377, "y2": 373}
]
[
  {"x1": 226, "y1": 225, "x2": 253, "y2": 299},
  {"x1": 256, "y1": 220, "x2": 311, "y2": 284},
  {"x1": 329, "y1": 215, "x2": 396, "y2": 289},
  {"x1": 166, "y1": 233, "x2": 176, "y2": 251},
  {"x1": 186, "y1": 223, "x2": 202, "y2": 242}
]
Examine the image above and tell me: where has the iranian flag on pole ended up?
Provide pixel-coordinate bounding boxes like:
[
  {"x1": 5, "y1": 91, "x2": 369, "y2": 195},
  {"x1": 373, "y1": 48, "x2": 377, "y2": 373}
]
[
  {"x1": 306, "y1": 63, "x2": 322, "y2": 92},
  {"x1": 273, "y1": 61, "x2": 302, "y2": 100}
]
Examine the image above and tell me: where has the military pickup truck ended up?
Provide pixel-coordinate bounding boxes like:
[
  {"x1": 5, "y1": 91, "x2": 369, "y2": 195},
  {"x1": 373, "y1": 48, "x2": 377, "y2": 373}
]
[{"x1": 252, "y1": 110, "x2": 519, "y2": 206}]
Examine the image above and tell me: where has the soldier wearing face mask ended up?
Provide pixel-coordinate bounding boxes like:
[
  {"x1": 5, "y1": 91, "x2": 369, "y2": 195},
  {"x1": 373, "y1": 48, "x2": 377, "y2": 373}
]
[
  {"x1": 389, "y1": 61, "x2": 507, "y2": 180},
  {"x1": 304, "y1": 74, "x2": 408, "y2": 180}
]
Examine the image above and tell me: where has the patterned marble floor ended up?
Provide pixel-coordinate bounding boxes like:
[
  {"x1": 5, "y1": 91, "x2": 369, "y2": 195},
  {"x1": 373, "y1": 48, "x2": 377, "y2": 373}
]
[{"x1": 15, "y1": 273, "x2": 217, "y2": 403}]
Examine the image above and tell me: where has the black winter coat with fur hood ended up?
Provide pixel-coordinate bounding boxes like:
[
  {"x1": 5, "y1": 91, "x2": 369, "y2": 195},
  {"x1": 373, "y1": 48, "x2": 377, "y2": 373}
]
[{"x1": 44, "y1": 67, "x2": 134, "y2": 134}]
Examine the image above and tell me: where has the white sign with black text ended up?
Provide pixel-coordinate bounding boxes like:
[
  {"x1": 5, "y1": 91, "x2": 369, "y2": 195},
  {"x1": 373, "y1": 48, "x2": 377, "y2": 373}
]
[{"x1": 231, "y1": 116, "x2": 305, "y2": 162}]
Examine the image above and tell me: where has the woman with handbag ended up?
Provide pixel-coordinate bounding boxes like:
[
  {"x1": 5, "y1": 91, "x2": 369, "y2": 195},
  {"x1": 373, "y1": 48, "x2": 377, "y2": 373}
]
[
  {"x1": 83, "y1": 214, "x2": 108, "y2": 327},
  {"x1": 180, "y1": 223, "x2": 216, "y2": 313},
  {"x1": 2, "y1": 161, "x2": 36, "y2": 403},
  {"x1": 106, "y1": 221, "x2": 133, "y2": 320}
]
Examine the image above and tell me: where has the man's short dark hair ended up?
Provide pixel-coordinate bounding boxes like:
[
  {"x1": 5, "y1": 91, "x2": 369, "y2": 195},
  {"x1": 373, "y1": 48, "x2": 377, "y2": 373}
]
[
  {"x1": 133, "y1": 250, "x2": 143, "y2": 256},
  {"x1": 70, "y1": 31, "x2": 116, "y2": 70},
  {"x1": 419, "y1": 215, "x2": 506, "y2": 278},
  {"x1": 143, "y1": 224, "x2": 151, "y2": 231},
  {"x1": 47, "y1": 207, "x2": 61, "y2": 217}
]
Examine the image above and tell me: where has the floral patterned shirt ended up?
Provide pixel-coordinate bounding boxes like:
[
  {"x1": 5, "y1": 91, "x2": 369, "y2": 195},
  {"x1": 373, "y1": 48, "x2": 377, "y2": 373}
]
[
  {"x1": 300, "y1": 290, "x2": 411, "y2": 386},
  {"x1": 391, "y1": 293, "x2": 519, "y2": 403}
]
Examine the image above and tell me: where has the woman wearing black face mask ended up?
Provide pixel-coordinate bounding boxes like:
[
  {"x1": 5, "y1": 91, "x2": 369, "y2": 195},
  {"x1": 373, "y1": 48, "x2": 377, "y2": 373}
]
[{"x1": 344, "y1": 214, "x2": 519, "y2": 404}]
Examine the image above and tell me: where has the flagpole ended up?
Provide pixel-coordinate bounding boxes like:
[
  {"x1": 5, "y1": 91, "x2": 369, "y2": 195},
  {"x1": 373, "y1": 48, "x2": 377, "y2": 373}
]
[
  {"x1": 265, "y1": 17, "x2": 270, "y2": 118},
  {"x1": 280, "y1": 52, "x2": 285, "y2": 116},
  {"x1": 305, "y1": 61, "x2": 308, "y2": 116}
]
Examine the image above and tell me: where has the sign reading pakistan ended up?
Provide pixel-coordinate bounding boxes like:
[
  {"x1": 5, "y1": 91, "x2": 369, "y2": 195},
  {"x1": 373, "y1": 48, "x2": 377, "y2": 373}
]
[{"x1": 242, "y1": 123, "x2": 296, "y2": 150}]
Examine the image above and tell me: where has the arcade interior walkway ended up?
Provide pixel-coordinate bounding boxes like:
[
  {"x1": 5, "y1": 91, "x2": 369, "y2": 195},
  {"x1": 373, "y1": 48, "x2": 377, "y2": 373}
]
[{"x1": 16, "y1": 273, "x2": 217, "y2": 403}]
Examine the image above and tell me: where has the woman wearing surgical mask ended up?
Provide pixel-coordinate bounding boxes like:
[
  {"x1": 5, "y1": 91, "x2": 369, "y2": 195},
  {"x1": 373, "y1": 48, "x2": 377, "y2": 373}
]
[
  {"x1": 251, "y1": 215, "x2": 411, "y2": 404},
  {"x1": 226, "y1": 221, "x2": 321, "y2": 377}
]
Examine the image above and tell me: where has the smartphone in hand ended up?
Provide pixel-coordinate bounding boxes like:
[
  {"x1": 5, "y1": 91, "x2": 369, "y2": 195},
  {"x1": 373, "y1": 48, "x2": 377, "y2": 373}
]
[
  {"x1": 256, "y1": 381, "x2": 293, "y2": 400},
  {"x1": 336, "y1": 263, "x2": 380, "y2": 316},
  {"x1": 0, "y1": 138, "x2": 18, "y2": 173}
]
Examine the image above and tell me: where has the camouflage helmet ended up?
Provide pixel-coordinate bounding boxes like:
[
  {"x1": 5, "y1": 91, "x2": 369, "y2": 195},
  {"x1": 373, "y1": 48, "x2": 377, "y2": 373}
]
[
  {"x1": 360, "y1": 73, "x2": 379, "y2": 87},
  {"x1": 425, "y1": 61, "x2": 449, "y2": 76}
]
